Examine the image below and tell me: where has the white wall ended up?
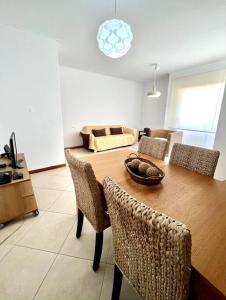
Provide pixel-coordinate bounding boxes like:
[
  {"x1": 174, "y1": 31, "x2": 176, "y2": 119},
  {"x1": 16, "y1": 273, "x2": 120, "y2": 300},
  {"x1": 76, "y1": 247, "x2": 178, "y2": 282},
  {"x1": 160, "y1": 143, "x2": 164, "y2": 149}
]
[
  {"x1": 0, "y1": 25, "x2": 65, "y2": 170},
  {"x1": 214, "y1": 89, "x2": 226, "y2": 180},
  {"x1": 60, "y1": 66, "x2": 143, "y2": 147},
  {"x1": 141, "y1": 75, "x2": 169, "y2": 129}
]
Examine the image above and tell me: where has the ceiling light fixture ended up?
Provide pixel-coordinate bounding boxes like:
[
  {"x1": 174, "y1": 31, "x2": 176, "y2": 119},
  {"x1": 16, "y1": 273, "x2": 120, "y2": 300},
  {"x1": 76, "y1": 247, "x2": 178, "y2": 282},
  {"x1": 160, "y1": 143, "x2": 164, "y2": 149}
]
[
  {"x1": 97, "y1": 0, "x2": 133, "y2": 58},
  {"x1": 147, "y1": 64, "x2": 161, "y2": 98}
]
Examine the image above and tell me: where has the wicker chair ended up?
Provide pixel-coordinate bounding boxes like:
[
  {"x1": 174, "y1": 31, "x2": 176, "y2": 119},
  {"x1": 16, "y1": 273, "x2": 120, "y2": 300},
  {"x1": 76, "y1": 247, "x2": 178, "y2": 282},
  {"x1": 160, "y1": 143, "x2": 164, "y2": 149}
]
[
  {"x1": 103, "y1": 176, "x2": 191, "y2": 300},
  {"x1": 149, "y1": 129, "x2": 183, "y2": 156},
  {"x1": 65, "y1": 150, "x2": 110, "y2": 271},
  {"x1": 169, "y1": 143, "x2": 220, "y2": 177},
  {"x1": 138, "y1": 136, "x2": 168, "y2": 160}
]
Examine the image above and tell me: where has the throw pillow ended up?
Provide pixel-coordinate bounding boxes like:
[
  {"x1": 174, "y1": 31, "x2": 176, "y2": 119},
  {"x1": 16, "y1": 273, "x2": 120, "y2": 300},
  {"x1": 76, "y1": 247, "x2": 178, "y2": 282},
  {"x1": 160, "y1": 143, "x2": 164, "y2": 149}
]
[
  {"x1": 110, "y1": 127, "x2": 123, "y2": 135},
  {"x1": 92, "y1": 128, "x2": 106, "y2": 137}
]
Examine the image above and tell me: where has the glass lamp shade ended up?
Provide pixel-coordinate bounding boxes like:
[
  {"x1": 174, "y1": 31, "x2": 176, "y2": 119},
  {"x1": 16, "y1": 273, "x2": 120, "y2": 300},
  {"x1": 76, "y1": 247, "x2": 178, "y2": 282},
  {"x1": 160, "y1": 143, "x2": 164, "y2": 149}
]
[
  {"x1": 97, "y1": 19, "x2": 133, "y2": 58},
  {"x1": 147, "y1": 90, "x2": 161, "y2": 98}
]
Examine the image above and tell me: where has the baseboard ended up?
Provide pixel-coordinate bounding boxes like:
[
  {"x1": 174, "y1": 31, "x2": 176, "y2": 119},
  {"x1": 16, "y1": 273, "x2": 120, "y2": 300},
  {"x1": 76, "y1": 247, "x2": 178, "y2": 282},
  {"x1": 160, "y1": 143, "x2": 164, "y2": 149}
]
[
  {"x1": 29, "y1": 163, "x2": 66, "y2": 174},
  {"x1": 64, "y1": 145, "x2": 84, "y2": 150}
]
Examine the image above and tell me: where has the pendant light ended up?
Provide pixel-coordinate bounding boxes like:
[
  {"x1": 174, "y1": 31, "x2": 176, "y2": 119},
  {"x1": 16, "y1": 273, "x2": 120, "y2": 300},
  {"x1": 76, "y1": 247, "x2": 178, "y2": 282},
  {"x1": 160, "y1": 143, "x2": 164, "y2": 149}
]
[
  {"x1": 147, "y1": 64, "x2": 161, "y2": 98},
  {"x1": 97, "y1": 0, "x2": 133, "y2": 58}
]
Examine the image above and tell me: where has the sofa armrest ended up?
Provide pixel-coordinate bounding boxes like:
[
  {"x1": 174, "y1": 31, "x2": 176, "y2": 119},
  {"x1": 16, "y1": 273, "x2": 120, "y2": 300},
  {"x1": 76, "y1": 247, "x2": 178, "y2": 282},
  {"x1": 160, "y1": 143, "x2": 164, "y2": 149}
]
[
  {"x1": 124, "y1": 127, "x2": 138, "y2": 141},
  {"x1": 89, "y1": 133, "x2": 96, "y2": 151},
  {"x1": 80, "y1": 131, "x2": 90, "y2": 149}
]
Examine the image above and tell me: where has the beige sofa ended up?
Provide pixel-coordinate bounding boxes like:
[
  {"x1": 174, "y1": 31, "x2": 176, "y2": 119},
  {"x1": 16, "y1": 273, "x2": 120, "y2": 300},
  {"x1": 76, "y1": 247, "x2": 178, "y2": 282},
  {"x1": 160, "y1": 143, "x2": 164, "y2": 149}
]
[
  {"x1": 149, "y1": 129, "x2": 183, "y2": 156},
  {"x1": 80, "y1": 125, "x2": 138, "y2": 152}
]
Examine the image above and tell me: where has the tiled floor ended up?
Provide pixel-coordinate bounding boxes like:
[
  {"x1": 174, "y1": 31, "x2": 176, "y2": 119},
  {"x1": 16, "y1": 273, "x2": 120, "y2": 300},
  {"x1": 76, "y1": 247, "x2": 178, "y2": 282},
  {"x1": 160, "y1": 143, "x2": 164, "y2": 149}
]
[{"x1": 0, "y1": 147, "x2": 140, "y2": 300}]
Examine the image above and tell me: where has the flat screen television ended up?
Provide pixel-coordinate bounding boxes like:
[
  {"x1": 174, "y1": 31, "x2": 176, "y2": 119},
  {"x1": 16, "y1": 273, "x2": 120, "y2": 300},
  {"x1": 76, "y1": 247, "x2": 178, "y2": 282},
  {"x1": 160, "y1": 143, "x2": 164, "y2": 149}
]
[
  {"x1": 9, "y1": 132, "x2": 17, "y2": 169},
  {"x1": 3, "y1": 132, "x2": 23, "y2": 169}
]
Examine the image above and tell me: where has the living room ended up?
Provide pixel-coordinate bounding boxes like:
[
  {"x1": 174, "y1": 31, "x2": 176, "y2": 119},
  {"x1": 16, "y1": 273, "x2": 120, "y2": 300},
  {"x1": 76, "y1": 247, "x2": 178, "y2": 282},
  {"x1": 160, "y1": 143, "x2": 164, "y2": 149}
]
[{"x1": 0, "y1": 1, "x2": 226, "y2": 300}]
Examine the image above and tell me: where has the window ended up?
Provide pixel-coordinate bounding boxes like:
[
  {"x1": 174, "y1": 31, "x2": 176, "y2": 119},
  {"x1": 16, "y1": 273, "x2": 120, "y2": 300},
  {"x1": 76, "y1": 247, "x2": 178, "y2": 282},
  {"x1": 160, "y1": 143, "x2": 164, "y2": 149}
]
[{"x1": 166, "y1": 69, "x2": 226, "y2": 148}]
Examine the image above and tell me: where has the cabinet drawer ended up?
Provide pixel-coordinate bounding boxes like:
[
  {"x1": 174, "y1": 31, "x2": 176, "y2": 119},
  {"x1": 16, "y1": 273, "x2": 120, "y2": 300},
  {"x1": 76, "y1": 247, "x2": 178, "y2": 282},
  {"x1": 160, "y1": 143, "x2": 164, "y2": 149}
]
[
  {"x1": 19, "y1": 181, "x2": 34, "y2": 197},
  {"x1": 0, "y1": 186, "x2": 24, "y2": 223}
]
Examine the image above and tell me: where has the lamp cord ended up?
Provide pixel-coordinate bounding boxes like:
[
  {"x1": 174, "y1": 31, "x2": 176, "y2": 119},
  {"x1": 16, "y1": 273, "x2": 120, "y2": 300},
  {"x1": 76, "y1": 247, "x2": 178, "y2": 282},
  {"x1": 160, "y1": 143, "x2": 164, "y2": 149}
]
[{"x1": 153, "y1": 65, "x2": 157, "y2": 91}]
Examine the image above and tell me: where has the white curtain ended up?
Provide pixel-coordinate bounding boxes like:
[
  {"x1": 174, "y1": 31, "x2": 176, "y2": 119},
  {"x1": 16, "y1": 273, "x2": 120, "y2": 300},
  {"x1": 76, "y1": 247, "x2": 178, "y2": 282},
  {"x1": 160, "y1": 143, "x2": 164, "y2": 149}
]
[
  {"x1": 167, "y1": 69, "x2": 226, "y2": 134},
  {"x1": 167, "y1": 70, "x2": 226, "y2": 132}
]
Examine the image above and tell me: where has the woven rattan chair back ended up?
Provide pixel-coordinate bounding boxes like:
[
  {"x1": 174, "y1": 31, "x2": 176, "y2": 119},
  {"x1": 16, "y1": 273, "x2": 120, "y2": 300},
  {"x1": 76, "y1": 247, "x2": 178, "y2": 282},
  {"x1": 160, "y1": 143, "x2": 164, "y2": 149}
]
[
  {"x1": 65, "y1": 150, "x2": 106, "y2": 232},
  {"x1": 169, "y1": 143, "x2": 220, "y2": 177},
  {"x1": 138, "y1": 136, "x2": 168, "y2": 160},
  {"x1": 103, "y1": 176, "x2": 191, "y2": 300}
]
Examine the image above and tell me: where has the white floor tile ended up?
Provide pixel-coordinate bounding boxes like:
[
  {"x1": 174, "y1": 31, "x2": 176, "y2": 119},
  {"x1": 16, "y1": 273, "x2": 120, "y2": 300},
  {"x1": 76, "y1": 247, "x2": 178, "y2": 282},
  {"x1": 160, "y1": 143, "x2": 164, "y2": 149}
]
[
  {"x1": 0, "y1": 220, "x2": 24, "y2": 245},
  {"x1": 35, "y1": 254, "x2": 105, "y2": 300},
  {"x1": 34, "y1": 188, "x2": 62, "y2": 211},
  {"x1": 100, "y1": 264, "x2": 141, "y2": 300},
  {"x1": 0, "y1": 244, "x2": 13, "y2": 262},
  {"x1": 46, "y1": 167, "x2": 71, "y2": 177},
  {"x1": 32, "y1": 167, "x2": 70, "y2": 177},
  {"x1": 60, "y1": 218, "x2": 112, "y2": 263},
  {"x1": 5, "y1": 213, "x2": 41, "y2": 245},
  {"x1": 17, "y1": 212, "x2": 75, "y2": 253},
  {"x1": 65, "y1": 184, "x2": 75, "y2": 192},
  {"x1": 47, "y1": 191, "x2": 76, "y2": 215},
  {"x1": 31, "y1": 174, "x2": 71, "y2": 191},
  {"x1": 0, "y1": 246, "x2": 56, "y2": 300}
]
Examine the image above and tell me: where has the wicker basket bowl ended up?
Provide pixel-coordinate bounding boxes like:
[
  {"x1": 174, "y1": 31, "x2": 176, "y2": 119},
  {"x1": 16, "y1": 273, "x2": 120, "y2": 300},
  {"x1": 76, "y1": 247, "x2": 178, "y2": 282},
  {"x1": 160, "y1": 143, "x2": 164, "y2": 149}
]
[{"x1": 124, "y1": 153, "x2": 165, "y2": 186}]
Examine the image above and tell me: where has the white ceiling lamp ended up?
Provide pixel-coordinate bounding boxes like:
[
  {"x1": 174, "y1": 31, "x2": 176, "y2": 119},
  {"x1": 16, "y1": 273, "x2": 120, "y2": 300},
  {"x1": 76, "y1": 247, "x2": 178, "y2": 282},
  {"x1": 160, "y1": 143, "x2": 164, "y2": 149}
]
[
  {"x1": 147, "y1": 63, "x2": 161, "y2": 98},
  {"x1": 97, "y1": 0, "x2": 133, "y2": 58}
]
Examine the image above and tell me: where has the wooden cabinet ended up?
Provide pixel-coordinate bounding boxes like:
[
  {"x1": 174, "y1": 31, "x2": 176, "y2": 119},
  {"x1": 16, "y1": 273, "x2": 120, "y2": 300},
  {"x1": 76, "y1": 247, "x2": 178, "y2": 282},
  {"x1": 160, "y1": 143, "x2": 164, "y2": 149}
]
[{"x1": 0, "y1": 154, "x2": 38, "y2": 225}]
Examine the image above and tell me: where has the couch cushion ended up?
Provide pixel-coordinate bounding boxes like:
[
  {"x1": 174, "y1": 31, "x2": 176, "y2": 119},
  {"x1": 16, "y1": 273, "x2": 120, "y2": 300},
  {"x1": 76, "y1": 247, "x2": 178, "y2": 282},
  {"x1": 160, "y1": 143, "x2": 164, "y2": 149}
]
[
  {"x1": 92, "y1": 128, "x2": 106, "y2": 137},
  {"x1": 94, "y1": 134, "x2": 134, "y2": 151},
  {"x1": 110, "y1": 127, "x2": 123, "y2": 135},
  {"x1": 82, "y1": 125, "x2": 123, "y2": 135}
]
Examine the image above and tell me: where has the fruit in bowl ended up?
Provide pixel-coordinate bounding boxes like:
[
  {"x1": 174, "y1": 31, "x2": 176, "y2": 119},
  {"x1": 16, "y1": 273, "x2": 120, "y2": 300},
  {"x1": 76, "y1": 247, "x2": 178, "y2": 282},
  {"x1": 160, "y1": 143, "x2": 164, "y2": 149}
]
[
  {"x1": 146, "y1": 166, "x2": 160, "y2": 177},
  {"x1": 138, "y1": 162, "x2": 150, "y2": 175},
  {"x1": 128, "y1": 159, "x2": 140, "y2": 170}
]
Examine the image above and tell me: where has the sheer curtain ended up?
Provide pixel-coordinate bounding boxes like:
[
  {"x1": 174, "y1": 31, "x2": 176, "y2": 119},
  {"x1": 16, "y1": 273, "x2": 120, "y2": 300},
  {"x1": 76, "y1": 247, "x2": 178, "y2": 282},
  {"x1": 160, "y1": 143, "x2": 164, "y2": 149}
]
[{"x1": 166, "y1": 69, "x2": 226, "y2": 148}]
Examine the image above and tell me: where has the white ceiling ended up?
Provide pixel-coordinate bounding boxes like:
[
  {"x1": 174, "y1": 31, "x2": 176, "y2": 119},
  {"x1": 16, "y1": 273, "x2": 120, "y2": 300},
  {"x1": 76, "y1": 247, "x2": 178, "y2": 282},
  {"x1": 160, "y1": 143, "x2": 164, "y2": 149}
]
[{"x1": 0, "y1": 0, "x2": 226, "y2": 82}]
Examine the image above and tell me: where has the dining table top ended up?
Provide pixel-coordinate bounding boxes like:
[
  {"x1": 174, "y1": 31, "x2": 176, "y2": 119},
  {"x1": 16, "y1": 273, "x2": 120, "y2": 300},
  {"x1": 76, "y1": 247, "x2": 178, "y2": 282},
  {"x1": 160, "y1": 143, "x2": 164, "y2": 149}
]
[{"x1": 82, "y1": 148, "x2": 226, "y2": 298}]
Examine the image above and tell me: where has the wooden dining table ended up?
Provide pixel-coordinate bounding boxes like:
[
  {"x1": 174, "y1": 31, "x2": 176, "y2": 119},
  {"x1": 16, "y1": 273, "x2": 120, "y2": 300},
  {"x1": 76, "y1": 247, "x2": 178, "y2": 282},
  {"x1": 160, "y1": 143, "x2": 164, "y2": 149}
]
[{"x1": 82, "y1": 148, "x2": 226, "y2": 300}]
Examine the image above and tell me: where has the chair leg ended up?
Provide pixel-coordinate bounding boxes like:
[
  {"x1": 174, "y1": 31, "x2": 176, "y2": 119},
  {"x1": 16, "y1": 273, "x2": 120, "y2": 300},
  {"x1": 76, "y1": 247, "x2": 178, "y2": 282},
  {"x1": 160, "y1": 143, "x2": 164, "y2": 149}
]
[
  {"x1": 112, "y1": 264, "x2": 123, "y2": 300},
  {"x1": 76, "y1": 209, "x2": 84, "y2": 238},
  {"x1": 93, "y1": 231, "x2": 103, "y2": 272}
]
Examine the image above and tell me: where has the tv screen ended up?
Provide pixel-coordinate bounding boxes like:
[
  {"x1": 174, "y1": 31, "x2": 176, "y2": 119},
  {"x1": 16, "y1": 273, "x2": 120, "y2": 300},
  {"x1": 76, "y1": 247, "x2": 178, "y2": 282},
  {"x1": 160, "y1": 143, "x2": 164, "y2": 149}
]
[{"x1": 9, "y1": 132, "x2": 17, "y2": 169}]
